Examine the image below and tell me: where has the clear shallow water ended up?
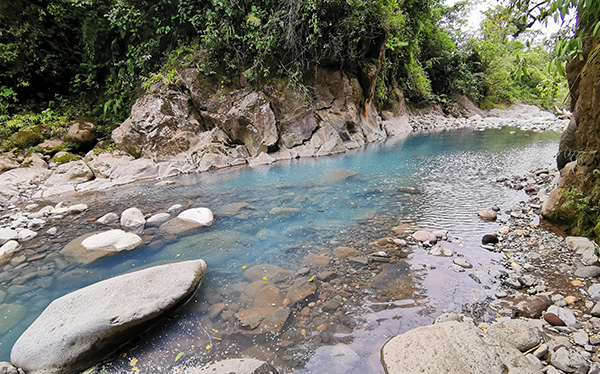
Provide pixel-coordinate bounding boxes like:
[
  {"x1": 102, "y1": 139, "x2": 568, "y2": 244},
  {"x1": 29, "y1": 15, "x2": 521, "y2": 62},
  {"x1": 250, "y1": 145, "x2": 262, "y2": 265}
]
[{"x1": 0, "y1": 127, "x2": 560, "y2": 372}]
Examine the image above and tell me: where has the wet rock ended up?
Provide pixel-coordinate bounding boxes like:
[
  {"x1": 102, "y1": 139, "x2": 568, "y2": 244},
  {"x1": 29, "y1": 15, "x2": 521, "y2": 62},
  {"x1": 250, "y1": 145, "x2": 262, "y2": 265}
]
[
  {"x1": 433, "y1": 230, "x2": 448, "y2": 239},
  {"x1": 60, "y1": 232, "x2": 115, "y2": 264},
  {"x1": 0, "y1": 303, "x2": 25, "y2": 334},
  {"x1": 482, "y1": 234, "x2": 499, "y2": 244},
  {"x1": 322, "y1": 298, "x2": 342, "y2": 312},
  {"x1": 244, "y1": 264, "x2": 293, "y2": 283},
  {"x1": 286, "y1": 278, "x2": 317, "y2": 304},
  {"x1": 178, "y1": 207, "x2": 213, "y2": 226},
  {"x1": 146, "y1": 213, "x2": 171, "y2": 227},
  {"x1": 189, "y1": 358, "x2": 278, "y2": 374},
  {"x1": 158, "y1": 218, "x2": 205, "y2": 236},
  {"x1": 348, "y1": 256, "x2": 369, "y2": 265},
  {"x1": 253, "y1": 284, "x2": 284, "y2": 307},
  {"x1": 81, "y1": 230, "x2": 142, "y2": 252},
  {"x1": 317, "y1": 168, "x2": 358, "y2": 184},
  {"x1": 411, "y1": 230, "x2": 437, "y2": 244},
  {"x1": 208, "y1": 303, "x2": 227, "y2": 319},
  {"x1": 334, "y1": 246, "x2": 359, "y2": 259},
  {"x1": 269, "y1": 206, "x2": 300, "y2": 215},
  {"x1": 303, "y1": 253, "x2": 331, "y2": 267},
  {"x1": 10, "y1": 260, "x2": 207, "y2": 374},
  {"x1": 120, "y1": 207, "x2": 145, "y2": 234},
  {"x1": 478, "y1": 209, "x2": 497, "y2": 221},
  {"x1": 381, "y1": 321, "x2": 541, "y2": 373},
  {"x1": 551, "y1": 346, "x2": 590, "y2": 373},
  {"x1": 97, "y1": 212, "x2": 119, "y2": 225},
  {"x1": 574, "y1": 266, "x2": 600, "y2": 278},
  {"x1": 429, "y1": 245, "x2": 453, "y2": 257},
  {"x1": 486, "y1": 319, "x2": 543, "y2": 352},
  {"x1": 236, "y1": 307, "x2": 290, "y2": 333},
  {"x1": 167, "y1": 204, "x2": 183, "y2": 215},
  {"x1": 453, "y1": 259, "x2": 473, "y2": 268}
]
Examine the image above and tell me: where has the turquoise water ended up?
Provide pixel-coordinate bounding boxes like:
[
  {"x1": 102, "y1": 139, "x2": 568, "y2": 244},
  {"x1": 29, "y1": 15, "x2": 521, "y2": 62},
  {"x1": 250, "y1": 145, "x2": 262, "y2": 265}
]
[{"x1": 0, "y1": 127, "x2": 560, "y2": 372}]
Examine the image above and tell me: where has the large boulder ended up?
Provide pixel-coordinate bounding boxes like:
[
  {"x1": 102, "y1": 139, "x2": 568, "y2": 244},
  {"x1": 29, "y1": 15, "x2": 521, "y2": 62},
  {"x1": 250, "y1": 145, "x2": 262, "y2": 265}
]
[
  {"x1": 112, "y1": 93, "x2": 208, "y2": 161},
  {"x1": 64, "y1": 118, "x2": 97, "y2": 147},
  {"x1": 381, "y1": 321, "x2": 541, "y2": 374},
  {"x1": 10, "y1": 260, "x2": 207, "y2": 374},
  {"x1": 60, "y1": 230, "x2": 142, "y2": 264},
  {"x1": 120, "y1": 207, "x2": 146, "y2": 233}
]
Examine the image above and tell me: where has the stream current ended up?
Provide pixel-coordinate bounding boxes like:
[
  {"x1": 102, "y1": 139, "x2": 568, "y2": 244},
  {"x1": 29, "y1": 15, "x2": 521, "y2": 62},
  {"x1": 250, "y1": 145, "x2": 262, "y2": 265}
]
[{"x1": 0, "y1": 127, "x2": 560, "y2": 373}]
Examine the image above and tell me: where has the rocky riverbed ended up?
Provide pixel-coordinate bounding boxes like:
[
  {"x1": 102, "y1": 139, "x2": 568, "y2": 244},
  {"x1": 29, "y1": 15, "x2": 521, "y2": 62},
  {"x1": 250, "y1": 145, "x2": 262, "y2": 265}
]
[{"x1": 0, "y1": 105, "x2": 588, "y2": 374}]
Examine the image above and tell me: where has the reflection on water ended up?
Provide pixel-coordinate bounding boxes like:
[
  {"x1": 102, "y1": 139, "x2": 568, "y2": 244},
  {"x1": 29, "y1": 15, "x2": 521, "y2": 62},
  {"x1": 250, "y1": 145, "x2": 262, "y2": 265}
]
[{"x1": 0, "y1": 127, "x2": 559, "y2": 372}]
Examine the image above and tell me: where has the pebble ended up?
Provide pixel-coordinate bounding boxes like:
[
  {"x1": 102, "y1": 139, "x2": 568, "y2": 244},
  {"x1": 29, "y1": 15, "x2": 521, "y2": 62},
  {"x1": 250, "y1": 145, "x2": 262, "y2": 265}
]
[{"x1": 46, "y1": 227, "x2": 58, "y2": 236}]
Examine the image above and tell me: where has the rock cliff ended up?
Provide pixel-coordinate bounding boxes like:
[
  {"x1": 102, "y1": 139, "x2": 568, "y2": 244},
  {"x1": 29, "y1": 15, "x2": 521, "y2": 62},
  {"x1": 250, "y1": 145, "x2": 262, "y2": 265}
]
[
  {"x1": 111, "y1": 67, "x2": 411, "y2": 169},
  {"x1": 543, "y1": 36, "x2": 600, "y2": 239}
]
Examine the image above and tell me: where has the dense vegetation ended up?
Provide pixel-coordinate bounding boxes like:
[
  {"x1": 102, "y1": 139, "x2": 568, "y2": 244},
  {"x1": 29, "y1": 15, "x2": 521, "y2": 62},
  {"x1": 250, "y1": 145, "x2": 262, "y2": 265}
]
[{"x1": 0, "y1": 0, "x2": 573, "y2": 152}]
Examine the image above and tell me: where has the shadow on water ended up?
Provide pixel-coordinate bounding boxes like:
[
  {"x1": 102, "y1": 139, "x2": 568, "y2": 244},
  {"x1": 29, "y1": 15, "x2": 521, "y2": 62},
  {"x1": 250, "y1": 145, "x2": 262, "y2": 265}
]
[{"x1": 0, "y1": 127, "x2": 560, "y2": 373}]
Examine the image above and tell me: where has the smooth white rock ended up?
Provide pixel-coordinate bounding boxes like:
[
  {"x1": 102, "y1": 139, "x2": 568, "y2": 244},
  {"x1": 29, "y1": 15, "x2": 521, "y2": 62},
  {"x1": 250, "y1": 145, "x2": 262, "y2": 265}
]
[
  {"x1": 81, "y1": 230, "x2": 142, "y2": 252},
  {"x1": 177, "y1": 208, "x2": 213, "y2": 227},
  {"x1": 120, "y1": 207, "x2": 145, "y2": 234}
]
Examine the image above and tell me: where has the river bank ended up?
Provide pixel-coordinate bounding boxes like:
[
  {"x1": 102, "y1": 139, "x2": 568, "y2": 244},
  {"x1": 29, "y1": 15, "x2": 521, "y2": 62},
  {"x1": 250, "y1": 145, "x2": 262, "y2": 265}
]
[{"x1": 0, "y1": 106, "x2": 579, "y2": 373}]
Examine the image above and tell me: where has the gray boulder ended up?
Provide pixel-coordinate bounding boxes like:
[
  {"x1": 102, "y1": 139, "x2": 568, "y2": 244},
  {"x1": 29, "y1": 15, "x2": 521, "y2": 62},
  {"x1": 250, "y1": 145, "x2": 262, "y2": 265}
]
[
  {"x1": 146, "y1": 213, "x2": 171, "y2": 227},
  {"x1": 81, "y1": 230, "x2": 142, "y2": 251},
  {"x1": 64, "y1": 118, "x2": 97, "y2": 146},
  {"x1": 0, "y1": 154, "x2": 19, "y2": 174},
  {"x1": 190, "y1": 358, "x2": 277, "y2": 374},
  {"x1": 10, "y1": 260, "x2": 207, "y2": 374},
  {"x1": 381, "y1": 321, "x2": 541, "y2": 374},
  {"x1": 120, "y1": 207, "x2": 146, "y2": 233}
]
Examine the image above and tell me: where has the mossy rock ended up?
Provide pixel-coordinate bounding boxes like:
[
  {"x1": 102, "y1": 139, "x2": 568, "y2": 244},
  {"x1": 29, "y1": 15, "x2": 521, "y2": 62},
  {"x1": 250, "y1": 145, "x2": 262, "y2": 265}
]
[
  {"x1": 11, "y1": 129, "x2": 41, "y2": 148},
  {"x1": 52, "y1": 151, "x2": 81, "y2": 165}
]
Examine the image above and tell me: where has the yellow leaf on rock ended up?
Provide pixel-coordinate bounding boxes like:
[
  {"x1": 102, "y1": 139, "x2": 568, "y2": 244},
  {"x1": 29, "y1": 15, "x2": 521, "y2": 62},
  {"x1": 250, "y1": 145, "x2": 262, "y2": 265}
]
[
  {"x1": 131, "y1": 367, "x2": 138, "y2": 371},
  {"x1": 242, "y1": 265, "x2": 247, "y2": 269},
  {"x1": 481, "y1": 326, "x2": 488, "y2": 332},
  {"x1": 130, "y1": 358, "x2": 138, "y2": 366},
  {"x1": 175, "y1": 352, "x2": 183, "y2": 362},
  {"x1": 262, "y1": 276, "x2": 267, "y2": 281},
  {"x1": 206, "y1": 345, "x2": 211, "y2": 350},
  {"x1": 571, "y1": 280, "x2": 583, "y2": 286}
]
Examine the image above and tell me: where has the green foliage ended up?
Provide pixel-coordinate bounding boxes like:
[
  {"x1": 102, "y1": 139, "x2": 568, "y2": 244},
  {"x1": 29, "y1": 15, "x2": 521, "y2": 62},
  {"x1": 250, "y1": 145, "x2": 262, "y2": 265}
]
[
  {"x1": 0, "y1": 0, "x2": 479, "y2": 114},
  {"x1": 472, "y1": 5, "x2": 567, "y2": 109}
]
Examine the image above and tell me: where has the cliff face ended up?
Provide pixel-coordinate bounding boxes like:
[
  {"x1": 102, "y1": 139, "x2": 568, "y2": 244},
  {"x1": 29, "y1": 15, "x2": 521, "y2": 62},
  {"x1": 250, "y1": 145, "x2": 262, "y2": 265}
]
[
  {"x1": 111, "y1": 66, "x2": 413, "y2": 169},
  {"x1": 543, "y1": 37, "x2": 600, "y2": 240}
]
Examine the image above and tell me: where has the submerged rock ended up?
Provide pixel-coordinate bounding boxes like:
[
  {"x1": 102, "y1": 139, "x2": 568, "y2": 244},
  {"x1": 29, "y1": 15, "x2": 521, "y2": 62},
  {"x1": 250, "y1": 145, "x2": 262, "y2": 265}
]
[
  {"x1": 10, "y1": 260, "x2": 207, "y2": 374},
  {"x1": 478, "y1": 209, "x2": 497, "y2": 221},
  {"x1": 190, "y1": 358, "x2": 278, "y2": 374},
  {"x1": 0, "y1": 303, "x2": 25, "y2": 334}
]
